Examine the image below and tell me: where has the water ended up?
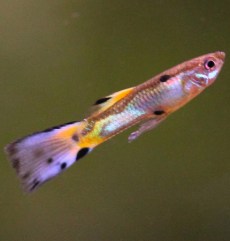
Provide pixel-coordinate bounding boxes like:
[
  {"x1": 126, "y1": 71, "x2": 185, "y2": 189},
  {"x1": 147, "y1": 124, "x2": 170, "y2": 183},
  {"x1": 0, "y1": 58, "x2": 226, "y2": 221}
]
[{"x1": 1, "y1": 1, "x2": 230, "y2": 240}]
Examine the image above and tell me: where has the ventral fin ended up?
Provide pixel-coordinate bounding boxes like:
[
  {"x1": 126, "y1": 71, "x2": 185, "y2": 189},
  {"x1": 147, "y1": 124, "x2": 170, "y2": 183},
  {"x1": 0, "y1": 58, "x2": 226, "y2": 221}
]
[
  {"x1": 91, "y1": 87, "x2": 134, "y2": 116},
  {"x1": 128, "y1": 114, "x2": 167, "y2": 142}
]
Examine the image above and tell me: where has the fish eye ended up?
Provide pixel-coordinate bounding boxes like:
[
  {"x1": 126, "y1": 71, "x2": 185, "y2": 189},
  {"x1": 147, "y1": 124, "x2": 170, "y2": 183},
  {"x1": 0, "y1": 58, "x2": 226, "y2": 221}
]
[{"x1": 204, "y1": 59, "x2": 216, "y2": 70}]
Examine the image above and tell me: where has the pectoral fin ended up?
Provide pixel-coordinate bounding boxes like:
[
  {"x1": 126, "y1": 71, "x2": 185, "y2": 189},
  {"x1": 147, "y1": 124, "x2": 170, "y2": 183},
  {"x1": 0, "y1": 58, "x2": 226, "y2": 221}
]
[{"x1": 128, "y1": 115, "x2": 167, "y2": 142}]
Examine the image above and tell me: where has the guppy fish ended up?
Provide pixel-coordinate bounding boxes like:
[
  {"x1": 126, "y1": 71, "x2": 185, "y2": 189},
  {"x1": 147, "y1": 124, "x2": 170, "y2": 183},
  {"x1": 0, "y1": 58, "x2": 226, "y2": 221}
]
[{"x1": 5, "y1": 51, "x2": 225, "y2": 192}]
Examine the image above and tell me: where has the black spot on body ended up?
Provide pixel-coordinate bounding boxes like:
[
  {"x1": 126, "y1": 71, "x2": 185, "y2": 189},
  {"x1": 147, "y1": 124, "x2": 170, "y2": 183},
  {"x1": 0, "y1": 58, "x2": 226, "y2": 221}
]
[
  {"x1": 76, "y1": 148, "x2": 90, "y2": 161},
  {"x1": 154, "y1": 110, "x2": 165, "y2": 115},
  {"x1": 94, "y1": 97, "x2": 111, "y2": 105},
  {"x1": 61, "y1": 162, "x2": 67, "y2": 170},
  {"x1": 47, "y1": 158, "x2": 53, "y2": 164},
  {"x1": 160, "y1": 75, "x2": 171, "y2": 82}
]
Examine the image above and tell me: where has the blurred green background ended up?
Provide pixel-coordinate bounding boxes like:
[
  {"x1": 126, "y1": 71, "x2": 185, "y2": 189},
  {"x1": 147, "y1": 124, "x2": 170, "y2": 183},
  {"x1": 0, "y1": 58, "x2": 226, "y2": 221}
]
[{"x1": 1, "y1": 1, "x2": 230, "y2": 241}]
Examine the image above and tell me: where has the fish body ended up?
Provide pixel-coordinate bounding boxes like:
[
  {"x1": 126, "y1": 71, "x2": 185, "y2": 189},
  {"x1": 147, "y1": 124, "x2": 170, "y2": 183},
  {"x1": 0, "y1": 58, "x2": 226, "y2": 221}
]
[
  {"x1": 81, "y1": 51, "x2": 225, "y2": 143},
  {"x1": 5, "y1": 51, "x2": 225, "y2": 192}
]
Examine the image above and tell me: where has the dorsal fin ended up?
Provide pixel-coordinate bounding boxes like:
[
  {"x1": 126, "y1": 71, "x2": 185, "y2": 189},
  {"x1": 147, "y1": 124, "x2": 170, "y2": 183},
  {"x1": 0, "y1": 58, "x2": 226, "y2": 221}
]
[{"x1": 91, "y1": 87, "x2": 134, "y2": 116}]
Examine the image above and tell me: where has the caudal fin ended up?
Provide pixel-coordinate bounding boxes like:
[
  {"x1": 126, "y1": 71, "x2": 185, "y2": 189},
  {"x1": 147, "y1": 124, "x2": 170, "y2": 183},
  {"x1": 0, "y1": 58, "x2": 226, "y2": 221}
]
[{"x1": 5, "y1": 121, "x2": 92, "y2": 192}]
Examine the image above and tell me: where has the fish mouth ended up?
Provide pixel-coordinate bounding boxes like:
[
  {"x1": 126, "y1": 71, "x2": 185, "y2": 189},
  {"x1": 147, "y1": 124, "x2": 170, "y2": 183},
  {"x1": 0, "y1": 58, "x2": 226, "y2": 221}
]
[{"x1": 214, "y1": 51, "x2": 226, "y2": 61}]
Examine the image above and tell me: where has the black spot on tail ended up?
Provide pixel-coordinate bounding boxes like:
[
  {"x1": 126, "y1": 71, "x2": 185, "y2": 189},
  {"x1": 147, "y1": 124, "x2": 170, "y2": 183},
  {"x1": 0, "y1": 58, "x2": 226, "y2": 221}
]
[
  {"x1": 60, "y1": 162, "x2": 67, "y2": 170},
  {"x1": 12, "y1": 158, "x2": 20, "y2": 173},
  {"x1": 5, "y1": 143, "x2": 18, "y2": 155},
  {"x1": 154, "y1": 110, "x2": 165, "y2": 115},
  {"x1": 47, "y1": 158, "x2": 53, "y2": 164},
  {"x1": 94, "y1": 97, "x2": 111, "y2": 105},
  {"x1": 30, "y1": 179, "x2": 40, "y2": 191},
  {"x1": 76, "y1": 148, "x2": 90, "y2": 161},
  {"x1": 160, "y1": 75, "x2": 171, "y2": 82},
  {"x1": 22, "y1": 172, "x2": 30, "y2": 180}
]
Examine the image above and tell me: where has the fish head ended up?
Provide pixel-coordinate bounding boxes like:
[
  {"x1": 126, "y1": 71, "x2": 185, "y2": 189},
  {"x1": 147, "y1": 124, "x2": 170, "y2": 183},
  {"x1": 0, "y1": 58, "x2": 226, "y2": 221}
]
[{"x1": 183, "y1": 51, "x2": 225, "y2": 95}]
